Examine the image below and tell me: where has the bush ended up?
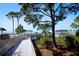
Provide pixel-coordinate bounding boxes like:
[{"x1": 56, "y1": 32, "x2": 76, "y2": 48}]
[
  {"x1": 65, "y1": 35, "x2": 79, "y2": 48},
  {"x1": 76, "y1": 30, "x2": 79, "y2": 37},
  {"x1": 74, "y1": 40, "x2": 79, "y2": 47},
  {"x1": 15, "y1": 25, "x2": 24, "y2": 34},
  {"x1": 44, "y1": 41, "x2": 53, "y2": 49},
  {"x1": 35, "y1": 35, "x2": 53, "y2": 49},
  {"x1": 65, "y1": 36, "x2": 75, "y2": 48}
]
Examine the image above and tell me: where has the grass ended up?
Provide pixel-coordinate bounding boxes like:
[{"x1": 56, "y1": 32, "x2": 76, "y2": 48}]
[
  {"x1": 0, "y1": 38, "x2": 18, "y2": 55},
  {"x1": 34, "y1": 35, "x2": 79, "y2": 49},
  {"x1": 0, "y1": 39, "x2": 16, "y2": 47},
  {"x1": 34, "y1": 35, "x2": 66, "y2": 49},
  {"x1": 56, "y1": 37, "x2": 65, "y2": 44},
  {"x1": 35, "y1": 35, "x2": 52, "y2": 49}
]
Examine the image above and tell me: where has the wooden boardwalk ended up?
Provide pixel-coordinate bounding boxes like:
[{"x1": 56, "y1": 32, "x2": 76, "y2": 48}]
[{"x1": 12, "y1": 37, "x2": 36, "y2": 56}]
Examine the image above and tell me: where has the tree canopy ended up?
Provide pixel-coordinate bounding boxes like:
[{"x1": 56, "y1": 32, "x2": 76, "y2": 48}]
[
  {"x1": 6, "y1": 12, "x2": 15, "y2": 35},
  {"x1": 19, "y1": 3, "x2": 79, "y2": 48},
  {"x1": 15, "y1": 25, "x2": 24, "y2": 34},
  {"x1": 71, "y1": 16, "x2": 79, "y2": 29}
]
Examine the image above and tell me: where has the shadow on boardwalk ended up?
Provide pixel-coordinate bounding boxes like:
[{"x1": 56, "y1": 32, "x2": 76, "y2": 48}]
[{"x1": 32, "y1": 40, "x2": 42, "y2": 56}]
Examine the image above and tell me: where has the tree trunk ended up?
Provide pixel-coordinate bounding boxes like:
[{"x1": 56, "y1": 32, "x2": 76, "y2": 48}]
[
  {"x1": 51, "y1": 20, "x2": 57, "y2": 48},
  {"x1": 12, "y1": 17, "x2": 15, "y2": 37},
  {"x1": 48, "y1": 4, "x2": 57, "y2": 48},
  {"x1": 17, "y1": 17, "x2": 19, "y2": 26}
]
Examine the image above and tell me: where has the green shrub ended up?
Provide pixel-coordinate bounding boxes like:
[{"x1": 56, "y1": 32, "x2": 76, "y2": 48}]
[
  {"x1": 35, "y1": 35, "x2": 53, "y2": 49},
  {"x1": 65, "y1": 36, "x2": 75, "y2": 47},
  {"x1": 76, "y1": 30, "x2": 79, "y2": 37},
  {"x1": 15, "y1": 25, "x2": 24, "y2": 34},
  {"x1": 65, "y1": 35, "x2": 79, "y2": 48},
  {"x1": 74, "y1": 39, "x2": 79, "y2": 47},
  {"x1": 56, "y1": 37, "x2": 65, "y2": 44}
]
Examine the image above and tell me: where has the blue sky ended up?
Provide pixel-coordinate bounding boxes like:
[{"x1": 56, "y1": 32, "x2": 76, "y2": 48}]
[{"x1": 0, "y1": 3, "x2": 79, "y2": 34}]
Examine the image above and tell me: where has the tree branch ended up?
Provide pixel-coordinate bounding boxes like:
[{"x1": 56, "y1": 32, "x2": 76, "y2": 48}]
[
  {"x1": 39, "y1": 9, "x2": 51, "y2": 17},
  {"x1": 55, "y1": 3, "x2": 62, "y2": 13},
  {"x1": 39, "y1": 21, "x2": 52, "y2": 23}
]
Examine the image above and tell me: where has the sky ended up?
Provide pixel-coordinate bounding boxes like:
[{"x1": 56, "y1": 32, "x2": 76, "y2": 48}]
[
  {"x1": 0, "y1": 3, "x2": 79, "y2": 34},
  {"x1": 0, "y1": 0, "x2": 79, "y2": 3}
]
